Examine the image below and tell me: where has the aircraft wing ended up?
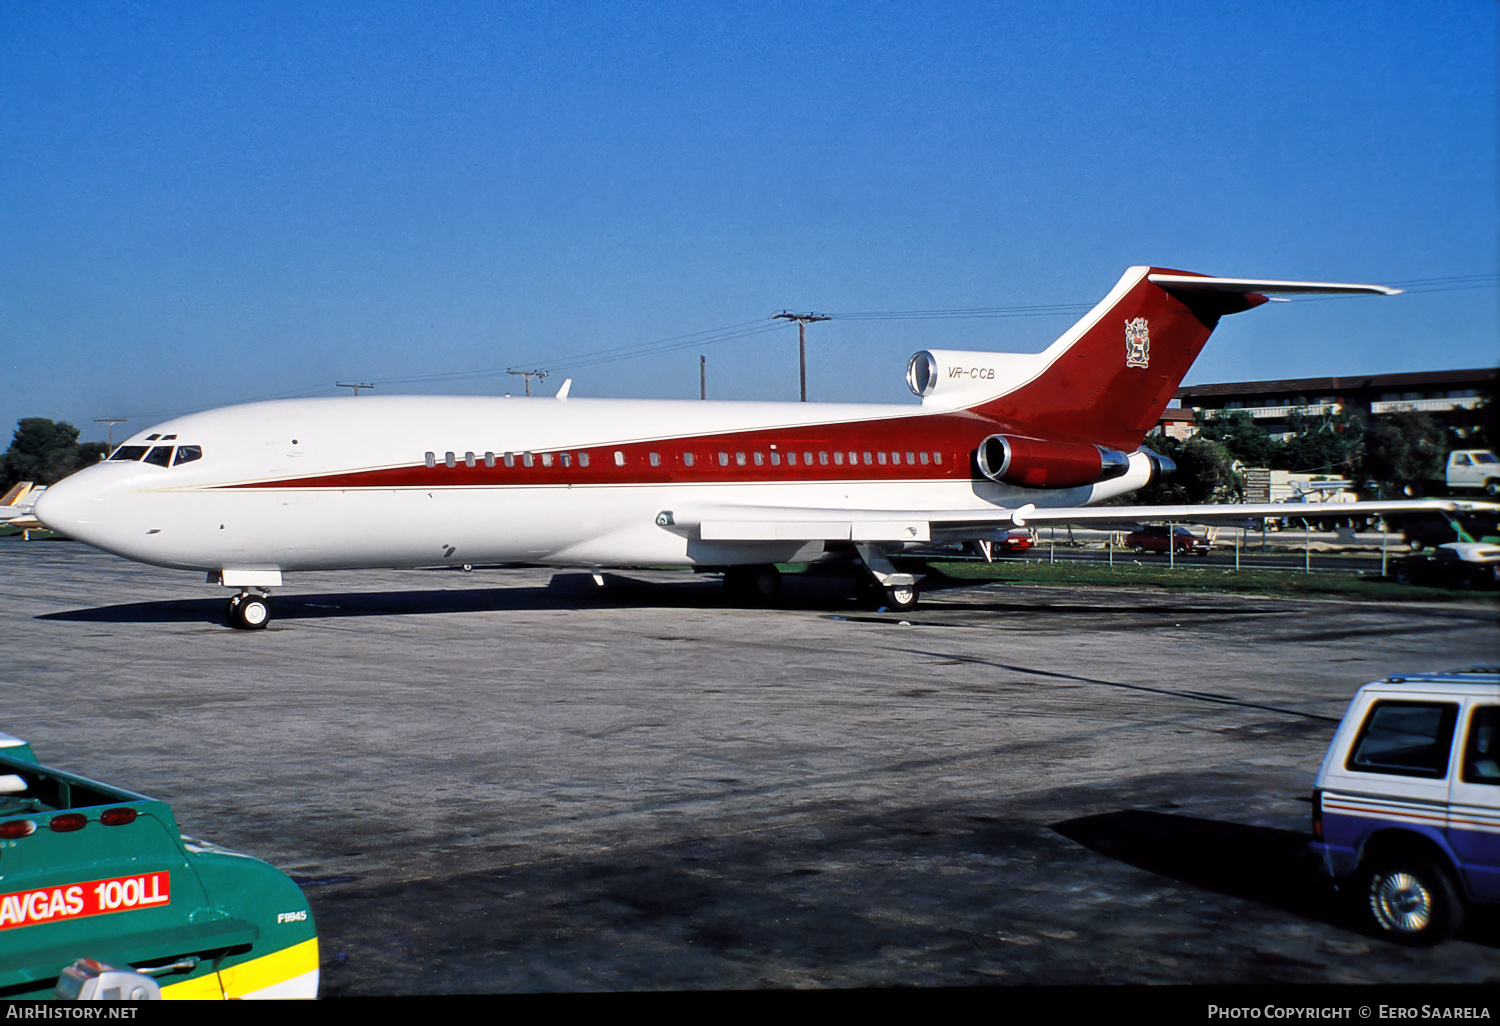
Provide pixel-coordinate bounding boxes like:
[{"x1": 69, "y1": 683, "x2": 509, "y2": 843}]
[{"x1": 680, "y1": 498, "x2": 1500, "y2": 542}]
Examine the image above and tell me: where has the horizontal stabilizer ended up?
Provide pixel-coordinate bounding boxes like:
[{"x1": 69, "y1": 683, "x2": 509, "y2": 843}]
[{"x1": 1147, "y1": 274, "x2": 1401, "y2": 297}]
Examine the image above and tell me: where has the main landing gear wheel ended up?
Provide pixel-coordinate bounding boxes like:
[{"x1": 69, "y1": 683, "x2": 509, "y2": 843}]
[
  {"x1": 724, "y1": 565, "x2": 782, "y2": 603},
  {"x1": 881, "y1": 584, "x2": 919, "y2": 612},
  {"x1": 226, "y1": 593, "x2": 271, "y2": 630},
  {"x1": 1358, "y1": 851, "x2": 1463, "y2": 945}
]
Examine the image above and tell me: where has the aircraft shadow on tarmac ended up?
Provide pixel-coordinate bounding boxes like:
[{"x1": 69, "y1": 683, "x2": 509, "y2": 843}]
[
  {"x1": 1053, "y1": 809, "x2": 1498, "y2": 947},
  {"x1": 34, "y1": 571, "x2": 883, "y2": 625},
  {"x1": 35, "y1": 566, "x2": 1323, "y2": 626}
]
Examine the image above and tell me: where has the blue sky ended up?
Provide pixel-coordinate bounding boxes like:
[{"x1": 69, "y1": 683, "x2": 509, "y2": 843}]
[{"x1": 2, "y1": 2, "x2": 1495, "y2": 443}]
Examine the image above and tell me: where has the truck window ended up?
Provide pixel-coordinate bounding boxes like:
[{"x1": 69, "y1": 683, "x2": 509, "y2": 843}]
[
  {"x1": 1347, "y1": 701, "x2": 1458, "y2": 779},
  {"x1": 1462, "y1": 706, "x2": 1499, "y2": 785}
]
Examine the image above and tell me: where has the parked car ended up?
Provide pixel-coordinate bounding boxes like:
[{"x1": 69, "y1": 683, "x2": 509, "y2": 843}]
[
  {"x1": 1392, "y1": 542, "x2": 1500, "y2": 589},
  {"x1": 1310, "y1": 669, "x2": 1499, "y2": 945},
  {"x1": 1124, "y1": 524, "x2": 1210, "y2": 556},
  {"x1": 1393, "y1": 511, "x2": 1500, "y2": 552},
  {"x1": 996, "y1": 530, "x2": 1033, "y2": 553}
]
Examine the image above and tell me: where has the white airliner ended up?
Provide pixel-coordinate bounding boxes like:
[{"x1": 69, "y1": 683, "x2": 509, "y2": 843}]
[{"x1": 34, "y1": 265, "x2": 1493, "y2": 628}]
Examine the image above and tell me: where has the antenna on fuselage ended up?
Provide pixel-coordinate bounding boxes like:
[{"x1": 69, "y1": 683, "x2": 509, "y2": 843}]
[{"x1": 336, "y1": 382, "x2": 375, "y2": 396}]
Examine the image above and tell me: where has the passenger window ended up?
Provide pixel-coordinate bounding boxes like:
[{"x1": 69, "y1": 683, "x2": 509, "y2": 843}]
[
  {"x1": 683, "y1": 452, "x2": 694, "y2": 467},
  {"x1": 1348, "y1": 701, "x2": 1459, "y2": 779},
  {"x1": 445, "y1": 451, "x2": 456, "y2": 468},
  {"x1": 465, "y1": 451, "x2": 476, "y2": 468},
  {"x1": 143, "y1": 446, "x2": 173, "y2": 467},
  {"x1": 934, "y1": 452, "x2": 943, "y2": 465},
  {"x1": 484, "y1": 452, "x2": 495, "y2": 468},
  {"x1": 906, "y1": 452, "x2": 915, "y2": 465},
  {"x1": 736, "y1": 452, "x2": 746, "y2": 467},
  {"x1": 504, "y1": 452, "x2": 516, "y2": 468},
  {"x1": 877, "y1": 452, "x2": 887, "y2": 465},
  {"x1": 541, "y1": 453, "x2": 553, "y2": 467},
  {"x1": 579, "y1": 452, "x2": 590, "y2": 467},
  {"x1": 523, "y1": 452, "x2": 534, "y2": 467},
  {"x1": 754, "y1": 452, "x2": 764, "y2": 466},
  {"x1": 1462, "y1": 707, "x2": 1500, "y2": 785},
  {"x1": 786, "y1": 452, "x2": 797, "y2": 466},
  {"x1": 833, "y1": 452, "x2": 843, "y2": 465},
  {"x1": 770, "y1": 451, "x2": 780, "y2": 466},
  {"x1": 819, "y1": 452, "x2": 829, "y2": 465},
  {"x1": 804, "y1": 451, "x2": 814, "y2": 464},
  {"x1": 173, "y1": 445, "x2": 202, "y2": 466},
  {"x1": 561, "y1": 453, "x2": 571, "y2": 467},
  {"x1": 614, "y1": 451, "x2": 625, "y2": 467},
  {"x1": 110, "y1": 446, "x2": 150, "y2": 462},
  {"x1": 649, "y1": 452, "x2": 660, "y2": 467},
  {"x1": 919, "y1": 451, "x2": 929, "y2": 465},
  {"x1": 719, "y1": 452, "x2": 729, "y2": 467}
]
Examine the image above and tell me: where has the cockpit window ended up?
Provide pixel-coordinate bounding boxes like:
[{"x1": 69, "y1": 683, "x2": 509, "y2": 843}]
[
  {"x1": 173, "y1": 445, "x2": 202, "y2": 466},
  {"x1": 142, "y1": 446, "x2": 173, "y2": 467},
  {"x1": 109, "y1": 446, "x2": 150, "y2": 461}
]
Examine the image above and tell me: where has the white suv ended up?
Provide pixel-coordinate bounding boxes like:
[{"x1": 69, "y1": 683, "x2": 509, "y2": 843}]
[{"x1": 1310, "y1": 669, "x2": 1499, "y2": 944}]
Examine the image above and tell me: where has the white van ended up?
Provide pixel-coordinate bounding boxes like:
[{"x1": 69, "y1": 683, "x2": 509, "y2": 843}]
[{"x1": 1310, "y1": 669, "x2": 1499, "y2": 945}]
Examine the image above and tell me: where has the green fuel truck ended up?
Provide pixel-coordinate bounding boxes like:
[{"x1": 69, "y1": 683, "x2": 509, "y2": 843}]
[{"x1": 0, "y1": 733, "x2": 317, "y2": 999}]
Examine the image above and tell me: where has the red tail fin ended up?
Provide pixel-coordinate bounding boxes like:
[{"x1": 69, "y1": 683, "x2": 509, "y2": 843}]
[{"x1": 969, "y1": 266, "x2": 1264, "y2": 452}]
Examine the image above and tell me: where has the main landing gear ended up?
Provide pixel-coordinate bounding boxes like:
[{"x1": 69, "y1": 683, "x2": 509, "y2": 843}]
[
  {"x1": 720, "y1": 546, "x2": 923, "y2": 612},
  {"x1": 226, "y1": 591, "x2": 272, "y2": 630},
  {"x1": 723, "y1": 564, "x2": 783, "y2": 603}
]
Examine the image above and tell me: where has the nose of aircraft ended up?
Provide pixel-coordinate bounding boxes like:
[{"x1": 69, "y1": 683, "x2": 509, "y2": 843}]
[{"x1": 32, "y1": 471, "x2": 107, "y2": 545}]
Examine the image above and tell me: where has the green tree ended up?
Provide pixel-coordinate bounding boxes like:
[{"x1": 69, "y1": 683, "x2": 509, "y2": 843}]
[
  {"x1": 1196, "y1": 409, "x2": 1277, "y2": 467},
  {"x1": 1273, "y1": 406, "x2": 1363, "y2": 476},
  {"x1": 1359, "y1": 411, "x2": 1445, "y2": 498},
  {"x1": 0, "y1": 419, "x2": 106, "y2": 491},
  {"x1": 1130, "y1": 435, "x2": 1241, "y2": 504}
]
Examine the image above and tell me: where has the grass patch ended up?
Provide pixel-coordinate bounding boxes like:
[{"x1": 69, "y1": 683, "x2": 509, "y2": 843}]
[{"x1": 926, "y1": 559, "x2": 1499, "y2": 603}]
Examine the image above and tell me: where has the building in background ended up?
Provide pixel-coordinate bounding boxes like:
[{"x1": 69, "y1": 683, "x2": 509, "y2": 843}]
[{"x1": 1156, "y1": 367, "x2": 1495, "y2": 440}]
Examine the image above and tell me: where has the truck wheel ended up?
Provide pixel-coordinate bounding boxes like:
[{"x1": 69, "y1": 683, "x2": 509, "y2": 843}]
[
  {"x1": 1485, "y1": 479, "x2": 1499, "y2": 497},
  {"x1": 1358, "y1": 852, "x2": 1463, "y2": 945},
  {"x1": 1395, "y1": 564, "x2": 1416, "y2": 586}
]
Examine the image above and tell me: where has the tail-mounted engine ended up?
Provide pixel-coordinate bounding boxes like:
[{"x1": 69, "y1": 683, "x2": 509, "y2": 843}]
[{"x1": 975, "y1": 434, "x2": 1133, "y2": 489}]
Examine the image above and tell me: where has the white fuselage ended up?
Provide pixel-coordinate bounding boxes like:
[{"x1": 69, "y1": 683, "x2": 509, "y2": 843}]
[{"x1": 36, "y1": 394, "x2": 1153, "y2": 574}]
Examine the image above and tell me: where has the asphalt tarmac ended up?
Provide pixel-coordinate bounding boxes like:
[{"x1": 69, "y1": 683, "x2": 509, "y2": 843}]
[{"x1": 3, "y1": 536, "x2": 1498, "y2": 994}]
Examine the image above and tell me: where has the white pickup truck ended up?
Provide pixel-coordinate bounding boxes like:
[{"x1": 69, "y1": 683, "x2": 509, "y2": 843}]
[{"x1": 1446, "y1": 450, "x2": 1500, "y2": 496}]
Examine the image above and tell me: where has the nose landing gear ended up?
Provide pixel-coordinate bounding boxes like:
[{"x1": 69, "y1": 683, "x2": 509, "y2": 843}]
[{"x1": 226, "y1": 591, "x2": 272, "y2": 630}]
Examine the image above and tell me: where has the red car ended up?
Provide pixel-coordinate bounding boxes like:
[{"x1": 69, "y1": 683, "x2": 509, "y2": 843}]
[
  {"x1": 996, "y1": 530, "x2": 1034, "y2": 553},
  {"x1": 1125, "y1": 524, "x2": 1211, "y2": 556}
]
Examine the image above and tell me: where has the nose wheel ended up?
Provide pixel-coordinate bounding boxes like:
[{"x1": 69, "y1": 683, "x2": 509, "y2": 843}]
[{"x1": 226, "y1": 591, "x2": 272, "y2": 630}]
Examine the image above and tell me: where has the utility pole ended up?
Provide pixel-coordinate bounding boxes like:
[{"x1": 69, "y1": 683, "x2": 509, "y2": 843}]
[
  {"x1": 335, "y1": 382, "x2": 375, "y2": 396},
  {"x1": 507, "y1": 369, "x2": 549, "y2": 396},
  {"x1": 700, "y1": 355, "x2": 706, "y2": 400},
  {"x1": 773, "y1": 311, "x2": 829, "y2": 402},
  {"x1": 94, "y1": 417, "x2": 126, "y2": 450}
]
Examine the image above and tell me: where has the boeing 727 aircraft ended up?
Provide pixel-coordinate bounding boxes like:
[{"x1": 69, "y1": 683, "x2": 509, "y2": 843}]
[{"x1": 34, "y1": 266, "x2": 1490, "y2": 628}]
